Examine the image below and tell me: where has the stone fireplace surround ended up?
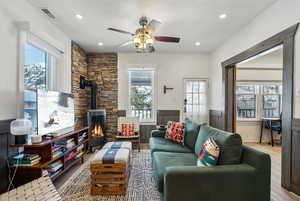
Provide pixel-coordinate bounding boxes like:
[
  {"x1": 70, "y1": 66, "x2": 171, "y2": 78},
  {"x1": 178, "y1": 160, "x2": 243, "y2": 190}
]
[{"x1": 71, "y1": 42, "x2": 117, "y2": 141}]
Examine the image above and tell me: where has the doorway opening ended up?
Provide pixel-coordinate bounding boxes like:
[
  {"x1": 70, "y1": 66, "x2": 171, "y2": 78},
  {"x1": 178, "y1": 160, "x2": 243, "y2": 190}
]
[
  {"x1": 221, "y1": 24, "x2": 299, "y2": 198},
  {"x1": 235, "y1": 45, "x2": 297, "y2": 200},
  {"x1": 236, "y1": 45, "x2": 283, "y2": 146}
]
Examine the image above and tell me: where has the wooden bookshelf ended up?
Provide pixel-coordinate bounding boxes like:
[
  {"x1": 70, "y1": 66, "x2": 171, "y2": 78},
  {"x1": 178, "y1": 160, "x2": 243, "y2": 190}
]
[{"x1": 9, "y1": 126, "x2": 89, "y2": 188}]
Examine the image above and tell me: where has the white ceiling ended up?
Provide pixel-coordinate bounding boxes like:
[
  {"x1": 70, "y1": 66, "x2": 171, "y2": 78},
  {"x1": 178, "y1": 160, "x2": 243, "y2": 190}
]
[{"x1": 27, "y1": 0, "x2": 277, "y2": 53}]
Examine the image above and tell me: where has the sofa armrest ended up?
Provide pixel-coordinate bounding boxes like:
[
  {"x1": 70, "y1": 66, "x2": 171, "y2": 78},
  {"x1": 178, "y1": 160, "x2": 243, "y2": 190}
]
[
  {"x1": 151, "y1": 129, "x2": 166, "y2": 138},
  {"x1": 164, "y1": 165, "x2": 257, "y2": 201},
  {"x1": 241, "y1": 145, "x2": 271, "y2": 201}
]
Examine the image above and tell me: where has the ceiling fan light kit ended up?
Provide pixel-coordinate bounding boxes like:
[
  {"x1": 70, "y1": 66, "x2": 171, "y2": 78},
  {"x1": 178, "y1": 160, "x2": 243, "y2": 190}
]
[{"x1": 108, "y1": 16, "x2": 180, "y2": 53}]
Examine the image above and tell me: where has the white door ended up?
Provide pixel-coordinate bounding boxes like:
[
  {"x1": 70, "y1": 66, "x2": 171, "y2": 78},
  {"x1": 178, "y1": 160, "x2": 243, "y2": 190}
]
[{"x1": 183, "y1": 79, "x2": 208, "y2": 123}]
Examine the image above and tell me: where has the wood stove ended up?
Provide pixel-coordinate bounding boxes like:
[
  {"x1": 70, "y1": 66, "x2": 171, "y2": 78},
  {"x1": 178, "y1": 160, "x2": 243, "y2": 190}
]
[
  {"x1": 80, "y1": 76, "x2": 106, "y2": 151},
  {"x1": 88, "y1": 109, "x2": 106, "y2": 151}
]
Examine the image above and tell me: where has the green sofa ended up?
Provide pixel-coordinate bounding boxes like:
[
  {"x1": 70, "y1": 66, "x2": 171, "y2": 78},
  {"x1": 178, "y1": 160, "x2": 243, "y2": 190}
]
[{"x1": 150, "y1": 121, "x2": 271, "y2": 201}]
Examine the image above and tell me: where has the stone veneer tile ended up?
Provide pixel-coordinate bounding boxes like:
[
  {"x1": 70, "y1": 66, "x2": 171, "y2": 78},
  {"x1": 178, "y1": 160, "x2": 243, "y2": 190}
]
[{"x1": 71, "y1": 42, "x2": 88, "y2": 126}]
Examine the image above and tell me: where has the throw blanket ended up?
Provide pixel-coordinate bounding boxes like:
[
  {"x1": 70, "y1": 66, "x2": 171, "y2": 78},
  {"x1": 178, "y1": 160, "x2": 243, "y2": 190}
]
[
  {"x1": 102, "y1": 141, "x2": 132, "y2": 151},
  {"x1": 91, "y1": 147, "x2": 130, "y2": 165}
]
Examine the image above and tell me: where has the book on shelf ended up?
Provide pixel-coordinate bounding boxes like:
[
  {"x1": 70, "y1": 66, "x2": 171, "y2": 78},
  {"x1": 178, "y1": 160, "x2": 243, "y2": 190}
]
[
  {"x1": 52, "y1": 146, "x2": 61, "y2": 153},
  {"x1": 10, "y1": 154, "x2": 41, "y2": 166},
  {"x1": 66, "y1": 140, "x2": 76, "y2": 149},
  {"x1": 50, "y1": 169, "x2": 62, "y2": 178},
  {"x1": 52, "y1": 151, "x2": 64, "y2": 159},
  {"x1": 12, "y1": 153, "x2": 40, "y2": 161},
  {"x1": 77, "y1": 144, "x2": 84, "y2": 152},
  {"x1": 67, "y1": 138, "x2": 75, "y2": 144},
  {"x1": 78, "y1": 132, "x2": 88, "y2": 142},
  {"x1": 47, "y1": 161, "x2": 63, "y2": 173},
  {"x1": 42, "y1": 169, "x2": 49, "y2": 177},
  {"x1": 75, "y1": 152, "x2": 84, "y2": 159},
  {"x1": 64, "y1": 151, "x2": 79, "y2": 163},
  {"x1": 11, "y1": 158, "x2": 41, "y2": 166}
]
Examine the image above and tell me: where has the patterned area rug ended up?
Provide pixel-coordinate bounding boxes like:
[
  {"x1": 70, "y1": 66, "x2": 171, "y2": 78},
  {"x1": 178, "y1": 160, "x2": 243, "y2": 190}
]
[{"x1": 58, "y1": 150, "x2": 162, "y2": 201}]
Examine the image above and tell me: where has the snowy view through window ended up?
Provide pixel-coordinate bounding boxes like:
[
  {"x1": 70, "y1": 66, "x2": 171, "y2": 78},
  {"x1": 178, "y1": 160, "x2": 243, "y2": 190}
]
[
  {"x1": 24, "y1": 43, "x2": 57, "y2": 135},
  {"x1": 24, "y1": 43, "x2": 47, "y2": 90},
  {"x1": 130, "y1": 70, "x2": 153, "y2": 120}
]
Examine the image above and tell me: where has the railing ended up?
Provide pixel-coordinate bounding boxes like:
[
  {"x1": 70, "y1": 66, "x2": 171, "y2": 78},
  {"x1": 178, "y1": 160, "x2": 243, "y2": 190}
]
[
  {"x1": 237, "y1": 108, "x2": 256, "y2": 118},
  {"x1": 131, "y1": 108, "x2": 152, "y2": 120},
  {"x1": 238, "y1": 108, "x2": 280, "y2": 119},
  {"x1": 263, "y1": 108, "x2": 279, "y2": 118}
]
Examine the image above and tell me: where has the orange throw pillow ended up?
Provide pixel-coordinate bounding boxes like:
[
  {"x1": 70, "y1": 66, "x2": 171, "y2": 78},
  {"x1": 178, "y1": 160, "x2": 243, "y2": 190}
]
[
  {"x1": 165, "y1": 121, "x2": 185, "y2": 145},
  {"x1": 121, "y1": 123, "x2": 134, "y2": 136}
]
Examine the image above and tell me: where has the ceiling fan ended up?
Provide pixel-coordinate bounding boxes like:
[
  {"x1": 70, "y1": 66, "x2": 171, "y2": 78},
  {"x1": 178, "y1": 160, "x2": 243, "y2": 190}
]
[{"x1": 107, "y1": 16, "x2": 180, "y2": 53}]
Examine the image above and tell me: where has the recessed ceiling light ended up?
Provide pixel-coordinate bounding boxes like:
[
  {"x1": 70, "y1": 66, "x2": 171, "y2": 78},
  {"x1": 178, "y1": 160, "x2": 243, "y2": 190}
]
[
  {"x1": 75, "y1": 14, "x2": 83, "y2": 20},
  {"x1": 195, "y1": 42, "x2": 201, "y2": 46},
  {"x1": 219, "y1": 14, "x2": 227, "y2": 19},
  {"x1": 98, "y1": 42, "x2": 103, "y2": 46}
]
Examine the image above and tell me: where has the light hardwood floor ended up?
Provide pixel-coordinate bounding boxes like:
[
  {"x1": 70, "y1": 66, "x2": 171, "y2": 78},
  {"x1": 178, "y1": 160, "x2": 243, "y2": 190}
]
[{"x1": 246, "y1": 143, "x2": 300, "y2": 201}]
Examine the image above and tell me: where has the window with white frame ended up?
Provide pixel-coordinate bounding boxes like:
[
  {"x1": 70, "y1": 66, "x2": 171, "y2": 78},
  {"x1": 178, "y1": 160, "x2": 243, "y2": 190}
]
[
  {"x1": 128, "y1": 69, "x2": 155, "y2": 121},
  {"x1": 262, "y1": 85, "x2": 282, "y2": 118},
  {"x1": 236, "y1": 84, "x2": 282, "y2": 120},
  {"x1": 23, "y1": 32, "x2": 62, "y2": 90},
  {"x1": 24, "y1": 43, "x2": 57, "y2": 90},
  {"x1": 236, "y1": 85, "x2": 258, "y2": 119},
  {"x1": 22, "y1": 32, "x2": 62, "y2": 134}
]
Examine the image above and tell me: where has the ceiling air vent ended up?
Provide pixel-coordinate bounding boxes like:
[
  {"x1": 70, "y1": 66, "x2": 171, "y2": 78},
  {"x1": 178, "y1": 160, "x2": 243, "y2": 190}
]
[{"x1": 41, "y1": 8, "x2": 56, "y2": 19}]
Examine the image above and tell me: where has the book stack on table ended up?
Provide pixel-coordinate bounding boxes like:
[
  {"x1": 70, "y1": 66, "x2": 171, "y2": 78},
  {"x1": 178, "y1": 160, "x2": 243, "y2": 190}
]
[{"x1": 10, "y1": 154, "x2": 41, "y2": 167}]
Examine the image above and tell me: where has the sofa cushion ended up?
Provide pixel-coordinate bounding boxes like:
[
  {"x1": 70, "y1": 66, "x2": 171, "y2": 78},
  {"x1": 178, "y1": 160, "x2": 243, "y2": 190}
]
[
  {"x1": 194, "y1": 124, "x2": 242, "y2": 165},
  {"x1": 149, "y1": 137, "x2": 193, "y2": 155},
  {"x1": 184, "y1": 120, "x2": 201, "y2": 150},
  {"x1": 152, "y1": 152, "x2": 197, "y2": 192}
]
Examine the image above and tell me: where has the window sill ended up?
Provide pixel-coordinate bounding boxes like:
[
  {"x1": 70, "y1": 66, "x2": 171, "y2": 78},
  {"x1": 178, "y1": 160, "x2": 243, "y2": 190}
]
[
  {"x1": 237, "y1": 119, "x2": 260, "y2": 122},
  {"x1": 138, "y1": 120, "x2": 156, "y2": 125}
]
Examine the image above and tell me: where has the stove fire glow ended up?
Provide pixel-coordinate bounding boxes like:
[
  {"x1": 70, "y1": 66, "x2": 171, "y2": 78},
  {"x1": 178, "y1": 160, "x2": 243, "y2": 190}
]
[{"x1": 92, "y1": 124, "x2": 103, "y2": 137}]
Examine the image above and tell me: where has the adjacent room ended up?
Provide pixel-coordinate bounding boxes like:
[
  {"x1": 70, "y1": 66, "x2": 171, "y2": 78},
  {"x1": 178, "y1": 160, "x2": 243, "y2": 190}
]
[{"x1": 1, "y1": 0, "x2": 300, "y2": 201}]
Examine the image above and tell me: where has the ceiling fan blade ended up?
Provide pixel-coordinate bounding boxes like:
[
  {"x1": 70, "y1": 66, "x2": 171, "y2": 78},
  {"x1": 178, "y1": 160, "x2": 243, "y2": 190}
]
[
  {"x1": 154, "y1": 36, "x2": 180, "y2": 43},
  {"x1": 107, "y1": 28, "x2": 134, "y2": 36},
  {"x1": 119, "y1": 40, "x2": 134, "y2": 47},
  {"x1": 147, "y1": 19, "x2": 161, "y2": 33}
]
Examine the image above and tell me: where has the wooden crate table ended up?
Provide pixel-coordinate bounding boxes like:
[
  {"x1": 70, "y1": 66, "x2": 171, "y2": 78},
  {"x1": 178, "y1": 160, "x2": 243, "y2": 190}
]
[{"x1": 90, "y1": 148, "x2": 130, "y2": 195}]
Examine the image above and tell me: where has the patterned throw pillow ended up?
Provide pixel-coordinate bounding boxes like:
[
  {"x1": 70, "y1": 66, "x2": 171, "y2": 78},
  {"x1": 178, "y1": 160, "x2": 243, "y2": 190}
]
[
  {"x1": 165, "y1": 121, "x2": 185, "y2": 145},
  {"x1": 197, "y1": 137, "x2": 220, "y2": 167},
  {"x1": 164, "y1": 121, "x2": 174, "y2": 140},
  {"x1": 121, "y1": 123, "x2": 134, "y2": 136}
]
